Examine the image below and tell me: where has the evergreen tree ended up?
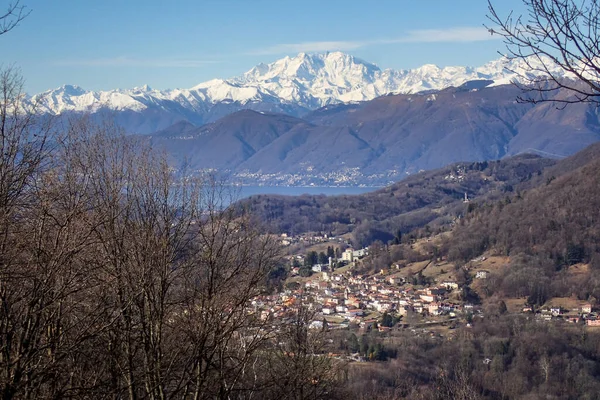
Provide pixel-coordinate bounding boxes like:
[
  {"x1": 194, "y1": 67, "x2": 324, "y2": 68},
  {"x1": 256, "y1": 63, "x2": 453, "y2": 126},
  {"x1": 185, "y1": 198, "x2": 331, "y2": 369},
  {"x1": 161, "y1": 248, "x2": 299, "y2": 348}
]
[
  {"x1": 318, "y1": 251, "x2": 328, "y2": 265},
  {"x1": 327, "y1": 246, "x2": 335, "y2": 259},
  {"x1": 381, "y1": 312, "x2": 393, "y2": 327},
  {"x1": 304, "y1": 251, "x2": 318, "y2": 267},
  {"x1": 347, "y1": 333, "x2": 359, "y2": 353}
]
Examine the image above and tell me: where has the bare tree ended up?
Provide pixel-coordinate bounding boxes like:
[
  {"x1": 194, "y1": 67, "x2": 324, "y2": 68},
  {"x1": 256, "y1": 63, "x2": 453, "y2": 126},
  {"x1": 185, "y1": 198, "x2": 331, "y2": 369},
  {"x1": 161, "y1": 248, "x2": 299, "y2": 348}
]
[
  {"x1": 0, "y1": 67, "x2": 60, "y2": 400},
  {"x1": 52, "y1": 118, "x2": 287, "y2": 399},
  {"x1": 487, "y1": 0, "x2": 600, "y2": 104},
  {"x1": 260, "y1": 303, "x2": 345, "y2": 400},
  {"x1": 0, "y1": 68, "x2": 336, "y2": 398},
  {"x1": 0, "y1": 1, "x2": 30, "y2": 36}
]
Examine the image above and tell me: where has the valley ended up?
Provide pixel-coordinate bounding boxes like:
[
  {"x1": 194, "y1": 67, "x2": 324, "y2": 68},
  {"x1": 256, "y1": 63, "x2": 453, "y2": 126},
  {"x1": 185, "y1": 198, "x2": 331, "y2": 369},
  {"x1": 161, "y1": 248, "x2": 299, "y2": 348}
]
[
  {"x1": 28, "y1": 53, "x2": 600, "y2": 186},
  {"x1": 246, "y1": 141, "x2": 600, "y2": 398},
  {"x1": 4, "y1": 0, "x2": 600, "y2": 395}
]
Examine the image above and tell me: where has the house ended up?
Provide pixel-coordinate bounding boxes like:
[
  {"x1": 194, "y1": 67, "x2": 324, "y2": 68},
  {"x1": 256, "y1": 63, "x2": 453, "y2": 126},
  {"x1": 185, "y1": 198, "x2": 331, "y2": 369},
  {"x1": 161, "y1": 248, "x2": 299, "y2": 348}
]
[
  {"x1": 260, "y1": 310, "x2": 271, "y2": 321},
  {"x1": 345, "y1": 298, "x2": 361, "y2": 309},
  {"x1": 442, "y1": 281, "x2": 459, "y2": 290},
  {"x1": 309, "y1": 320, "x2": 324, "y2": 330},
  {"x1": 378, "y1": 287, "x2": 393, "y2": 295},
  {"x1": 347, "y1": 309, "x2": 364, "y2": 318},
  {"x1": 428, "y1": 303, "x2": 440, "y2": 316},
  {"x1": 389, "y1": 276, "x2": 403, "y2": 285},
  {"x1": 307, "y1": 281, "x2": 321, "y2": 289},
  {"x1": 586, "y1": 319, "x2": 600, "y2": 327},
  {"x1": 376, "y1": 302, "x2": 393, "y2": 312},
  {"x1": 335, "y1": 305, "x2": 348, "y2": 313},
  {"x1": 475, "y1": 270, "x2": 489, "y2": 279},
  {"x1": 353, "y1": 248, "x2": 368, "y2": 258},
  {"x1": 360, "y1": 319, "x2": 377, "y2": 330},
  {"x1": 420, "y1": 294, "x2": 435, "y2": 303},
  {"x1": 342, "y1": 249, "x2": 355, "y2": 262},
  {"x1": 582, "y1": 304, "x2": 593, "y2": 314}
]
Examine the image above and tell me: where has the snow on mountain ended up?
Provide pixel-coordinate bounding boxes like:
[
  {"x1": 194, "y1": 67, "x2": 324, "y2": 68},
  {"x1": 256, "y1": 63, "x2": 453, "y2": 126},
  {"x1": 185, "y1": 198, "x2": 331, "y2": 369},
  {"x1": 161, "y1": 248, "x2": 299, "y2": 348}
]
[
  {"x1": 33, "y1": 84, "x2": 156, "y2": 114},
  {"x1": 30, "y1": 52, "x2": 566, "y2": 116}
]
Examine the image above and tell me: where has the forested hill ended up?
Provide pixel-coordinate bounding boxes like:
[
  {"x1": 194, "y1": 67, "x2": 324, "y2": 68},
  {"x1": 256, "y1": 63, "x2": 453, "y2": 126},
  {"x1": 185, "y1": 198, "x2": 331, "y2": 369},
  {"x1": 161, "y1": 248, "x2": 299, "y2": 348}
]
[
  {"x1": 241, "y1": 154, "x2": 556, "y2": 246},
  {"x1": 242, "y1": 141, "x2": 600, "y2": 247},
  {"x1": 446, "y1": 144, "x2": 600, "y2": 284}
]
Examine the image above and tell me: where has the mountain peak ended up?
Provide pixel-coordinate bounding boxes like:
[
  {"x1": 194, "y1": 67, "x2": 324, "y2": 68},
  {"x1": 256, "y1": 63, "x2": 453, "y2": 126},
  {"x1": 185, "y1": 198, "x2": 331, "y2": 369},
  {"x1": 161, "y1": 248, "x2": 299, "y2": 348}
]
[
  {"x1": 418, "y1": 63, "x2": 441, "y2": 71},
  {"x1": 132, "y1": 84, "x2": 152, "y2": 92},
  {"x1": 56, "y1": 84, "x2": 87, "y2": 96},
  {"x1": 240, "y1": 51, "x2": 380, "y2": 82}
]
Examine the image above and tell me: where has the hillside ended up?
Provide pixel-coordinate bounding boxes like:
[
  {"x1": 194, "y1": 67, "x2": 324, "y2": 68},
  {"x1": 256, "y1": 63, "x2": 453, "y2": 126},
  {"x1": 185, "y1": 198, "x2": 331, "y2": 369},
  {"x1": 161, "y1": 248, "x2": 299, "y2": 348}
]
[
  {"x1": 242, "y1": 153, "x2": 556, "y2": 246},
  {"x1": 328, "y1": 140, "x2": 600, "y2": 307},
  {"x1": 148, "y1": 110, "x2": 311, "y2": 171},
  {"x1": 449, "y1": 142, "x2": 600, "y2": 260},
  {"x1": 144, "y1": 83, "x2": 600, "y2": 185},
  {"x1": 269, "y1": 141, "x2": 600, "y2": 400},
  {"x1": 444, "y1": 146, "x2": 600, "y2": 303},
  {"x1": 245, "y1": 141, "x2": 600, "y2": 248}
]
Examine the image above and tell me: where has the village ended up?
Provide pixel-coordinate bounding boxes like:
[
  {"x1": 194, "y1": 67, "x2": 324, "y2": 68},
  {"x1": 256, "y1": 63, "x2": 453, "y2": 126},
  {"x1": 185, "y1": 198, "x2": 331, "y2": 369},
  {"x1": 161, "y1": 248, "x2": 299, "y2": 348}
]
[
  {"x1": 250, "y1": 232, "x2": 600, "y2": 356},
  {"x1": 233, "y1": 167, "x2": 398, "y2": 187}
]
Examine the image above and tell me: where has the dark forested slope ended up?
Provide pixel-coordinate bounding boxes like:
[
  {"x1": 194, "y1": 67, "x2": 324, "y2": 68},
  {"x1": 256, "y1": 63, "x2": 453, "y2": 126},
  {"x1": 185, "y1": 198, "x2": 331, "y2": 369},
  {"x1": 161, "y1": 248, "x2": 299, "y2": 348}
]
[
  {"x1": 244, "y1": 141, "x2": 600, "y2": 250},
  {"x1": 448, "y1": 147, "x2": 600, "y2": 267},
  {"x1": 242, "y1": 154, "x2": 556, "y2": 245}
]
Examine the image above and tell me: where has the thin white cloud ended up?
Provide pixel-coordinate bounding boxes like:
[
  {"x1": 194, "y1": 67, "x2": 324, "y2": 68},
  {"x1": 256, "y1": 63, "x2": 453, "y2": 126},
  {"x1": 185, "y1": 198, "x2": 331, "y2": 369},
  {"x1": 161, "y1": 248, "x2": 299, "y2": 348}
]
[
  {"x1": 249, "y1": 26, "x2": 499, "y2": 55},
  {"x1": 53, "y1": 56, "x2": 220, "y2": 68},
  {"x1": 392, "y1": 27, "x2": 499, "y2": 43}
]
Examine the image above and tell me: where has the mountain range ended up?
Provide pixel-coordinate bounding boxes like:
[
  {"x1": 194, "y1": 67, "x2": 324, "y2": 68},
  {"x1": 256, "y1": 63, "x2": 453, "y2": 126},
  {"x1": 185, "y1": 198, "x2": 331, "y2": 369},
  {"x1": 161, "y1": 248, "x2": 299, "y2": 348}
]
[
  {"x1": 147, "y1": 82, "x2": 600, "y2": 185},
  {"x1": 29, "y1": 52, "x2": 600, "y2": 185},
  {"x1": 31, "y1": 52, "x2": 564, "y2": 134}
]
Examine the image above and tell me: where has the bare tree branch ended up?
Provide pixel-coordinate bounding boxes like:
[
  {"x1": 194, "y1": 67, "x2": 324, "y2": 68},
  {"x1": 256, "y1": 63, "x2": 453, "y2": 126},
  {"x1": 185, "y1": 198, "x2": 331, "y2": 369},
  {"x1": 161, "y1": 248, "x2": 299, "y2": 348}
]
[
  {"x1": 0, "y1": 1, "x2": 30, "y2": 36},
  {"x1": 486, "y1": 0, "x2": 600, "y2": 105}
]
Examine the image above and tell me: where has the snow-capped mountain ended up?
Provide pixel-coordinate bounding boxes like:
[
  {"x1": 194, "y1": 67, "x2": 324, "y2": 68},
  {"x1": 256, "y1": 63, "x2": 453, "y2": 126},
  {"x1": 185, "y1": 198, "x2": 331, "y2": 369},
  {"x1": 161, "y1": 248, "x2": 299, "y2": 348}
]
[
  {"x1": 27, "y1": 52, "x2": 597, "y2": 186},
  {"x1": 29, "y1": 52, "x2": 568, "y2": 133}
]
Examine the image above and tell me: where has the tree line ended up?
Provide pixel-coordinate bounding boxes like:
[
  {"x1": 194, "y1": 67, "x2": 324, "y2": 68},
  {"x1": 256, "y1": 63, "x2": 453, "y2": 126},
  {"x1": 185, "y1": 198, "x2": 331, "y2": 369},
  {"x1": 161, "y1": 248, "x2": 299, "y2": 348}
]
[{"x1": 0, "y1": 68, "x2": 343, "y2": 400}]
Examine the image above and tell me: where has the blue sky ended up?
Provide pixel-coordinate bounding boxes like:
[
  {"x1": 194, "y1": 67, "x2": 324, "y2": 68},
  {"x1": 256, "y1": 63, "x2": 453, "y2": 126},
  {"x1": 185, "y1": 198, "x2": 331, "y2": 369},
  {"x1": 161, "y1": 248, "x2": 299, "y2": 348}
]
[{"x1": 0, "y1": 0, "x2": 527, "y2": 94}]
